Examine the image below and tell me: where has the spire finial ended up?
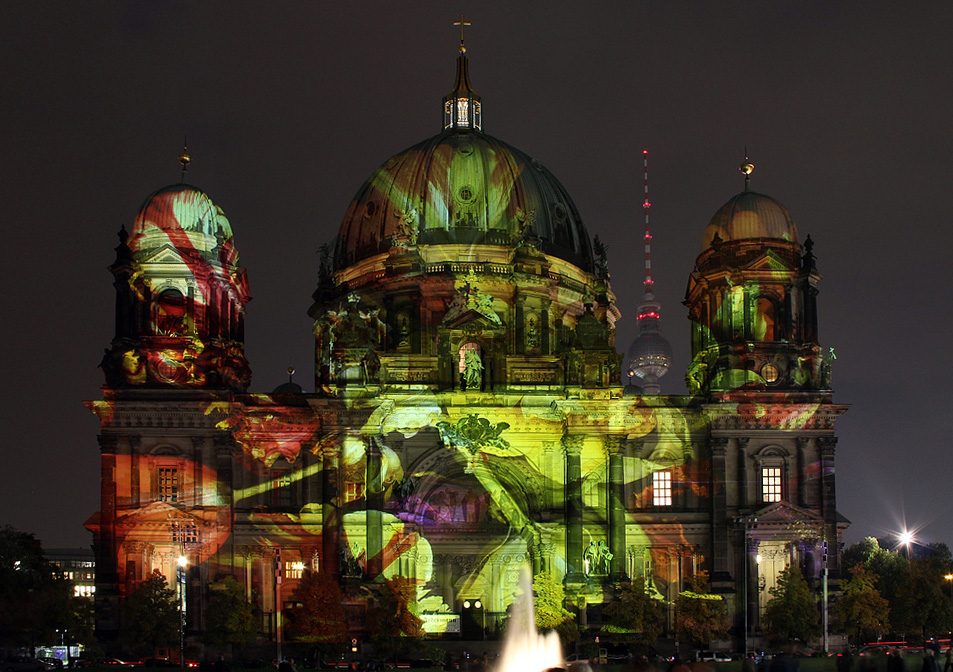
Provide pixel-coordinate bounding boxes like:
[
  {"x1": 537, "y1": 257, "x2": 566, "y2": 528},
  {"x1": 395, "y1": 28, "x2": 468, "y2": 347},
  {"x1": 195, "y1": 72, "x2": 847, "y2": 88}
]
[
  {"x1": 443, "y1": 18, "x2": 482, "y2": 132},
  {"x1": 453, "y1": 14, "x2": 471, "y2": 53},
  {"x1": 740, "y1": 148, "x2": 754, "y2": 191},
  {"x1": 178, "y1": 137, "x2": 190, "y2": 182}
]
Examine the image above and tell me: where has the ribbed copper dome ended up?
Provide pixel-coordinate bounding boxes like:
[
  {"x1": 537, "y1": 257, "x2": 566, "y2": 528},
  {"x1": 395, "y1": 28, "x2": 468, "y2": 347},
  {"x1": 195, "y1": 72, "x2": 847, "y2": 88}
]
[
  {"x1": 335, "y1": 130, "x2": 595, "y2": 273},
  {"x1": 130, "y1": 183, "x2": 237, "y2": 260},
  {"x1": 701, "y1": 190, "x2": 798, "y2": 251},
  {"x1": 132, "y1": 184, "x2": 233, "y2": 245}
]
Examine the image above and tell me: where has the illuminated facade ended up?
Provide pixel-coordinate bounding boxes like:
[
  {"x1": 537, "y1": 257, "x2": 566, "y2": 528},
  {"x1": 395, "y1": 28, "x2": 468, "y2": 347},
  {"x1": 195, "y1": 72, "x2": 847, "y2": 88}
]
[{"x1": 87, "y1": 47, "x2": 847, "y2": 649}]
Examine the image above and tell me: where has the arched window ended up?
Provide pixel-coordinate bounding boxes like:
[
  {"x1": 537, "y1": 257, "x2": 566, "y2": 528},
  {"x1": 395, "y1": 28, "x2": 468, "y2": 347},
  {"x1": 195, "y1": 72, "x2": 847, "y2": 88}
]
[
  {"x1": 755, "y1": 296, "x2": 776, "y2": 341},
  {"x1": 155, "y1": 288, "x2": 186, "y2": 336}
]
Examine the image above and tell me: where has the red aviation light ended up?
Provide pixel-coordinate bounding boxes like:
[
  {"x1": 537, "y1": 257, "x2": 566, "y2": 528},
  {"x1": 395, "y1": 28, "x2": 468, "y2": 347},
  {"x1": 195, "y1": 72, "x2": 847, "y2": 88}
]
[
  {"x1": 643, "y1": 201, "x2": 651, "y2": 208},
  {"x1": 638, "y1": 311, "x2": 660, "y2": 320}
]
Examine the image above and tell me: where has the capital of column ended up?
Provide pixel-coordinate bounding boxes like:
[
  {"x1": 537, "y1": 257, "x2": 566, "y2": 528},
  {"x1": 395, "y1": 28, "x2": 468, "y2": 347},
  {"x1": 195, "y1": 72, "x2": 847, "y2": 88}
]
[{"x1": 562, "y1": 434, "x2": 584, "y2": 456}]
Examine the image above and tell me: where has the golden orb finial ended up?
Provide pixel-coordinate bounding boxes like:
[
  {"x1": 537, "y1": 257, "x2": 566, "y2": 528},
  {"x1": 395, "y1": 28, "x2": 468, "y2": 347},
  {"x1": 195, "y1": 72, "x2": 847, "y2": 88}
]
[
  {"x1": 178, "y1": 142, "x2": 191, "y2": 174},
  {"x1": 287, "y1": 366, "x2": 295, "y2": 377},
  {"x1": 740, "y1": 157, "x2": 754, "y2": 176}
]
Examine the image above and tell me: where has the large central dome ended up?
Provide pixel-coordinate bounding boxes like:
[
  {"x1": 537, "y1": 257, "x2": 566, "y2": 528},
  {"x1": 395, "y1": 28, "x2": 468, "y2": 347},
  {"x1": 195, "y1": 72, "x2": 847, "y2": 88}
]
[{"x1": 335, "y1": 129, "x2": 595, "y2": 274}]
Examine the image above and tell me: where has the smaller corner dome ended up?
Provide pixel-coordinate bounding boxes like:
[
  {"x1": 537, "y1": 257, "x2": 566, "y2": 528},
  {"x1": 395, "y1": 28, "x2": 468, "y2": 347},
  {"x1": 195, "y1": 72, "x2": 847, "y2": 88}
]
[
  {"x1": 132, "y1": 183, "x2": 234, "y2": 244},
  {"x1": 702, "y1": 191, "x2": 798, "y2": 252}
]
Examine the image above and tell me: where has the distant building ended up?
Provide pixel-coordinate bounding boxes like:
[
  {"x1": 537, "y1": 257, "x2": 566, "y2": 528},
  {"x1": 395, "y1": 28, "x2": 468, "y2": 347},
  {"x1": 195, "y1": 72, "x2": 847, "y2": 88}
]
[
  {"x1": 47, "y1": 548, "x2": 96, "y2": 599},
  {"x1": 86, "y1": 38, "x2": 847, "y2": 649}
]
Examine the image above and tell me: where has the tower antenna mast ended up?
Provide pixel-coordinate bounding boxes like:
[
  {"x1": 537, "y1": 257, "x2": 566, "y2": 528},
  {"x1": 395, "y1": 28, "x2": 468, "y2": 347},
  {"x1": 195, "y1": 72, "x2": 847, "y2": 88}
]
[{"x1": 642, "y1": 149, "x2": 653, "y2": 301}]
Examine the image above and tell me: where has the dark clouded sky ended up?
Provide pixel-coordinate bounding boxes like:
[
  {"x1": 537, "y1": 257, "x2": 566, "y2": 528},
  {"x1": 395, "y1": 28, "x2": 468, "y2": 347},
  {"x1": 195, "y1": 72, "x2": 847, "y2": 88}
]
[{"x1": 2, "y1": 2, "x2": 951, "y2": 551}]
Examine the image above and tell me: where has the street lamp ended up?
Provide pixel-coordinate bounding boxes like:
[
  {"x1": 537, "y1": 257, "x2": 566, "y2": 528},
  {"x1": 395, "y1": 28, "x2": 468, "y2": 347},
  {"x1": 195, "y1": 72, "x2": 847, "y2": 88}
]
[
  {"x1": 463, "y1": 599, "x2": 485, "y2": 640},
  {"x1": 177, "y1": 556, "x2": 187, "y2": 669},
  {"x1": 899, "y1": 530, "x2": 914, "y2": 559},
  {"x1": 944, "y1": 575, "x2": 953, "y2": 618}
]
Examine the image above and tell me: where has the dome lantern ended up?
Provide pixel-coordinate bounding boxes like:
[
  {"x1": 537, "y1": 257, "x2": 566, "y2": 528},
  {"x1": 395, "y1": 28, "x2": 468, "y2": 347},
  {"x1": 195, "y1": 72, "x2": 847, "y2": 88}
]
[{"x1": 442, "y1": 16, "x2": 482, "y2": 132}]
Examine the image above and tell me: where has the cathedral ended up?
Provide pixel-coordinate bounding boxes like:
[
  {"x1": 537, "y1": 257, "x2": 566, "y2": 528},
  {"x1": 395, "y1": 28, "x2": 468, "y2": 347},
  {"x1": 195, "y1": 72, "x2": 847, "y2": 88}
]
[{"x1": 86, "y1": 37, "x2": 848, "y2": 650}]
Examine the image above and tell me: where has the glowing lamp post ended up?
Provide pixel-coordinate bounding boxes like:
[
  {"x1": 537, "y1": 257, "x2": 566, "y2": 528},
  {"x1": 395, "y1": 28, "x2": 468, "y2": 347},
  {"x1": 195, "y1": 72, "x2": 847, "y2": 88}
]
[
  {"x1": 463, "y1": 599, "x2": 485, "y2": 640},
  {"x1": 177, "y1": 556, "x2": 187, "y2": 669},
  {"x1": 899, "y1": 530, "x2": 914, "y2": 559}
]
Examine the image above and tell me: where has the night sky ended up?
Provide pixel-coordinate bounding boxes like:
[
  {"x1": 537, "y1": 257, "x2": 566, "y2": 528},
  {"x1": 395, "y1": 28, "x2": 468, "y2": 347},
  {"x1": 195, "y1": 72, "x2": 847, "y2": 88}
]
[{"x1": 3, "y1": 3, "x2": 951, "y2": 552}]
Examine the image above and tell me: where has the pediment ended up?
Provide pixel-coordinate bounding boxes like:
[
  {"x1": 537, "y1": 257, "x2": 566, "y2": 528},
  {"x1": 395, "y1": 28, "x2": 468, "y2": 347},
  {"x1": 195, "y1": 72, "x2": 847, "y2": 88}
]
[
  {"x1": 116, "y1": 500, "x2": 195, "y2": 524},
  {"x1": 443, "y1": 309, "x2": 504, "y2": 331},
  {"x1": 741, "y1": 250, "x2": 793, "y2": 274},
  {"x1": 752, "y1": 500, "x2": 824, "y2": 526},
  {"x1": 140, "y1": 243, "x2": 186, "y2": 265}
]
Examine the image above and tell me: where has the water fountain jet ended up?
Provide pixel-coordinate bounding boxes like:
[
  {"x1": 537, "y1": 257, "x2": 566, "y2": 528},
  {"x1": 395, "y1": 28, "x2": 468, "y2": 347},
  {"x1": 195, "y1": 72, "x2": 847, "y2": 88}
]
[{"x1": 494, "y1": 568, "x2": 564, "y2": 672}]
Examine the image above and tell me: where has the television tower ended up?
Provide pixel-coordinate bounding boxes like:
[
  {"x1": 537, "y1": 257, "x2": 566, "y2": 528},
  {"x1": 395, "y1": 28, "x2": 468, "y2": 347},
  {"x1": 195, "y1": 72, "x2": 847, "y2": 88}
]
[{"x1": 625, "y1": 150, "x2": 672, "y2": 394}]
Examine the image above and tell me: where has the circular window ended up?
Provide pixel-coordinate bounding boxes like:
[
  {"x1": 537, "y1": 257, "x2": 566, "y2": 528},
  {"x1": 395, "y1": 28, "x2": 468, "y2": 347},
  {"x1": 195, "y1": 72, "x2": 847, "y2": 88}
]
[
  {"x1": 553, "y1": 202, "x2": 567, "y2": 222},
  {"x1": 761, "y1": 364, "x2": 780, "y2": 384},
  {"x1": 363, "y1": 201, "x2": 377, "y2": 218},
  {"x1": 456, "y1": 185, "x2": 476, "y2": 204},
  {"x1": 457, "y1": 142, "x2": 473, "y2": 156}
]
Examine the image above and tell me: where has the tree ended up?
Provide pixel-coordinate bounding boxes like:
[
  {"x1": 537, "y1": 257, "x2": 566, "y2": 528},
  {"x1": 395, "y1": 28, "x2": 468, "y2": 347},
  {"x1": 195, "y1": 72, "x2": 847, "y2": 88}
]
[
  {"x1": 121, "y1": 569, "x2": 180, "y2": 655},
  {"x1": 761, "y1": 564, "x2": 820, "y2": 645},
  {"x1": 532, "y1": 571, "x2": 579, "y2": 645},
  {"x1": 896, "y1": 559, "x2": 953, "y2": 639},
  {"x1": 204, "y1": 576, "x2": 257, "y2": 652},
  {"x1": 0, "y1": 526, "x2": 76, "y2": 651},
  {"x1": 601, "y1": 577, "x2": 666, "y2": 646},
  {"x1": 365, "y1": 577, "x2": 424, "y2": 660},
  {"x1": 675, "y1": 573, "x2": 729, "y2": 647},
  {"x1": 285, "y1": 571, "x2": 348, "y2": 648},
  {"x1": 832, "y1": 563, "x2": 890, "y2": 645}
]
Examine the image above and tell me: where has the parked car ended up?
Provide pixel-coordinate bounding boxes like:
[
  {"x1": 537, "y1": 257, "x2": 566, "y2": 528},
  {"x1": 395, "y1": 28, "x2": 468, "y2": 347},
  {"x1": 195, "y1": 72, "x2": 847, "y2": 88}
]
[
  {"x1": 695, "y1": 651, "x2": 732, "y2": 663},
  {"x1": 36, "y1": 660, "x2": 63, "y2": 670},
  {"x1": 3, "y1": 657, "x2": 55, "y2": 672}
]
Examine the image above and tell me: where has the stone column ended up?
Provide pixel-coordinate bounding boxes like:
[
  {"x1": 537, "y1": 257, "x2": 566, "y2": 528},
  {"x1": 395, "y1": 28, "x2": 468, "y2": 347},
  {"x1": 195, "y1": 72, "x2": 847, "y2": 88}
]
[
  {"x1": 711, "y1": 438, "x2": 729, "y2": 575},
  {"x1": 736, "y1": 437, "x2": 749, "y2": 507},
  {"x1": 796, "y1": 437, "x2": 810, "y2": 507},
  {"x1": 818, "y1": 436, "x2": 838, "y2": 570},
  {"x1": 607, "y1": 436, "x2": 626, "y2": 578},
  {"x1": 366, "y1": 436, "x2": 384, "y2": 578},
  {"x1": 322, "y1": 441, "x2": 341, "y2": 576},
  {"x1": 563, "y1": 435, "x2": 585, "y2": 582}
]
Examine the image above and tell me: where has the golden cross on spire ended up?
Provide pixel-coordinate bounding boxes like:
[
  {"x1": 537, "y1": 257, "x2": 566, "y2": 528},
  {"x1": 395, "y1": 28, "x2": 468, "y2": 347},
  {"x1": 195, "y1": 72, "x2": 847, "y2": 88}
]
[{"x1": 453, "y1": 14, "x2": 471, "y2": 52}]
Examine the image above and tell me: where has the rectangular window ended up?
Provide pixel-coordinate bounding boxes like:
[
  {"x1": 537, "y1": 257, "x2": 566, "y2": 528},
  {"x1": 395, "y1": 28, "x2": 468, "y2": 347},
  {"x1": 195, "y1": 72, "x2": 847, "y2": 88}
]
[
  {"x1": 653, "y1": 471, "x2": 672, "y2": 506},
  {"x1": 286, "y1": 561, "x2": 304, "y2": 580},
  {"x1": 762, "y1": 466, "x2": 782, "y2": 502},
  {"x1": 171, "y1": 520, "x2": 198, "y2": 545},
  {"x1": 158, "y1": 468, "x2": 178, "y2": 502}
]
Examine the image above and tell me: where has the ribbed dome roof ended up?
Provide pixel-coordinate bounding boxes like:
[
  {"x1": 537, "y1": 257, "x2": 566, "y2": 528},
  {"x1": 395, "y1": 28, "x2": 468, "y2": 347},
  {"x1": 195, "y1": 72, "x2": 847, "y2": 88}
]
[
  {"x1": 132, "y1": 183, "x2": 234, "y2": 252},
  {"x1": 701, "y1": 190, "x2": 797, "y2": 251},
  {"x1": 335, "y1": 130, "x2": 595, "y2": 273}
]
